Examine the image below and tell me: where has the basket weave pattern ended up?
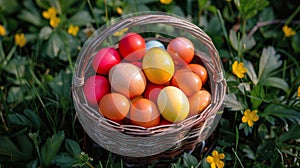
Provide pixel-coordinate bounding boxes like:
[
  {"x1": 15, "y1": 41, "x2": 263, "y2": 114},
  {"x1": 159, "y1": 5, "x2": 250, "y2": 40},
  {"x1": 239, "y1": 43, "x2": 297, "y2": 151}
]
[{"x1": 72, "y1": 13, "x2": 226, "y2": 160}]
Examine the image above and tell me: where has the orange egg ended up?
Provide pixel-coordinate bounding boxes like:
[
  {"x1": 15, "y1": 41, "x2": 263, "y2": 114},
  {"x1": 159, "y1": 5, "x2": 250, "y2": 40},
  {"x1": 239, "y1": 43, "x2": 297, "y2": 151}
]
[
  {"x1": 109, "y1": 63, "x2": 146, "y2": 98},
  {"x1": 130, "y1": 98, "x2": 160, "y2": 128},
  {"x1": 99, "y1": 93, "x2": 131, "y2": 122},
  {"x1": 171, "y1": 69, "x2": 202, "y2": 96},
  {"x1": 157, "y1": 86, "x2": 189, "y2": 123},
  {"x1": 142, "y1": 48, "x2": 175, "y2": 84},
  {"x1": 188, "y1": 64, "x2": 208, "y2": 85},
  {"x1": 167, "y1": 37, "x2": 194, "y2": 65},
  {"x1": 188, "y1": 90, "x2": 211, "y2": 117}
]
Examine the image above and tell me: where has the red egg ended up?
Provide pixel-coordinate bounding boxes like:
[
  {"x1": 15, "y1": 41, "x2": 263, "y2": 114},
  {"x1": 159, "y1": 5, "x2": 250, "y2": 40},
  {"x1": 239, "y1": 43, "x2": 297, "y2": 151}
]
[
  {"x1": 167, "y1": 37, "x2": 194, "y2": 65},
  {"x1": 144, "y1": 82, "x2": 165, "y2": 103},
  {"x1": 83, "y1": 75, "x2": 110, "y2": 106},
  {"x1": 130, "y1": 98, "x2": 160, "y2": 128},
  {"x1": 171, "y1": 69, "x2": 202, "y2": 96},
  {"x1": 109, "y1": 63, "x2": 146, "y2": 98},
  {"x1": 119, "y1": 33, "x2": 146, "y2": 61},
  {"x1": 92, "y1": 47, "x2": 121, "y2": 75}
]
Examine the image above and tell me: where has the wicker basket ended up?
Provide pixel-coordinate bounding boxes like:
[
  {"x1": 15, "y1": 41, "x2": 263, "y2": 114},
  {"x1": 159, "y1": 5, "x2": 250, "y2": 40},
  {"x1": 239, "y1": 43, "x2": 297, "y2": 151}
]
[{"x1": 72, "y1": 12, "x2": 226, "y2": 165}]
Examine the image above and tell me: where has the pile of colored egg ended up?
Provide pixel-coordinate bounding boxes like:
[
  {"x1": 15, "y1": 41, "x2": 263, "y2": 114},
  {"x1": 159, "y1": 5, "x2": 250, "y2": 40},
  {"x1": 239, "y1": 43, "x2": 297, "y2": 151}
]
[{"x1": 83, "y1": 32, "x2": 211, "y2": 128}]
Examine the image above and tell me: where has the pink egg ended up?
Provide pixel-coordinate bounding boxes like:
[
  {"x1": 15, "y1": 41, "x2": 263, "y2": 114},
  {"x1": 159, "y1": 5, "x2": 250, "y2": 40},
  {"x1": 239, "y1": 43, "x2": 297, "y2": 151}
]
[
  {"x1": 92, "y1": 47, "x2": 121, "y2": 75},
  {"x1": 83, "y1": 75, "x2": 110, "y2": 106}
]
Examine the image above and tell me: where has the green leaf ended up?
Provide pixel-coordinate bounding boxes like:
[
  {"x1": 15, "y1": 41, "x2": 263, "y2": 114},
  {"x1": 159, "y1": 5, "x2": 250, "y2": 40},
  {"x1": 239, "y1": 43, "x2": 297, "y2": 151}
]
[
  {"x1": 39, "y1": 26, "x2": 53, "y2": 40},
  {"x1": 234, "y1": 0, "x2": 269, "y2": 19},
  {"x1": 17, "y1": 9, "x2": 43, "y2": 27},
  {"x1": 182, "y1": 152, "x2": 199, "y2": 168},
  {"x1": 65, "y1": 139, "x2": 81, "y2": 157},
  {"x1": 292, "y1": 32, "x2": 300, "y2": 53},
  {"x1": 258, "y1": 46, "x2": 282, "y2": 80},
  {"x1": 53, "y1": 152, "x2": 78, "y2": 168},
  {"x1": 240, "y1": 145, "x2": 255, "y2": 160},
  {"x1": 250, "y1": 85, "x2": 264, "y2": 109},
  {"x1": 0, "y1": 134, "x2": 33, "y2": 161},
  {"x1": 69, "y1": 11, "x2": 93, "y2": 26},
  {"x1": 47, "y1": 32, "x2": 64, "y2": 58},
  {"x1": 198, "y1": 0, "x2": 209, "y2": 8},
  {"x1": 8, "y1": 113, "x2": 32, "y2": 127},
  {"x1": 278, "y1": 124, "x2": 300, "y2": 143},
  {"x1": 243, "y1": 59, "x2": 258, "y2": 85},
  {"x1": 224, "y1": 93, "x2": 244, "y2": 111},
  {"x1": 49, "y1": 70, "x2": 72, "y2": 98},
  {"x1": 170, "y1": 5, "x2": 185, "y2": 17},
  {"x1": 0, "y1": 0, "x2": 19, "y2": 14},
  {"x1": 229, "y1": 29, "x2": 239, "y2": 51},
  {"x1": 262, "y1": 104, "x2": 300, "y2": 124},
  {"x1": 241, "y1": 35, "x2": 256, "y2": 51},
  {"x1": 260, "y1": 77, "x2": 289, "y2": 93},
  {"x1": 24, "y1": 109, "x2": 41, "y2": 129},
  {"x1": 41, "y1": 131, "x2": 65, "y2": 166},
  {"x1": 8, "y1": 109, "x2": 40, "y2": 128}
]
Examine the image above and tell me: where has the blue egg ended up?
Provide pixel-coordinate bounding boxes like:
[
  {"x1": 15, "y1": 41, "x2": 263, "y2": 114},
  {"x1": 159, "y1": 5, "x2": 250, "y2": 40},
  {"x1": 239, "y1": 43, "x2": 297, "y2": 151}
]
[{"x1": 146, "y1": 40, "x2": 165, "y2": 50}]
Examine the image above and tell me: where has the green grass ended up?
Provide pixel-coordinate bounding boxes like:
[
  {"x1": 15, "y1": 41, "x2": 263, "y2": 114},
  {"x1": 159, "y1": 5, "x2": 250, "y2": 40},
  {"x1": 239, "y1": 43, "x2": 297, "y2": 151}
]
[{"x1": 1, "y1": 0, "x2": 300, "y2": 167}]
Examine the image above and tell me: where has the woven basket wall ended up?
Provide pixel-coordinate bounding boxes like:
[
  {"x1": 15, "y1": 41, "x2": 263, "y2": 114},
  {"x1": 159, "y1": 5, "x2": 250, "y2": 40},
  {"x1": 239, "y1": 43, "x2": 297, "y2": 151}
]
[{"x1": 72, "y1": 12, "x2": 226, "y2": 165}]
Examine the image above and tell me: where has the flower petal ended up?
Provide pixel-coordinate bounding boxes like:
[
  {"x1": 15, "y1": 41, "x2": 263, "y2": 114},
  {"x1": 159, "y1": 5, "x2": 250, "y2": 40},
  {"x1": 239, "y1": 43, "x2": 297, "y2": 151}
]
[
  {"x1": 217, "y1": 161, "x2": 225, "y2": 168},
  {"x1": 252, "y1": 115, "x2": 259, "y2": 122},
  {"x1": 218, "y1": 153, "x2": 225, "y2": 159},
  {"x1": 248, "y1": 120, "x2": 253, "y2": 127},
  {"x1": 242, "y1": 116, "x2": 248, "y2": 123},
  {"x1": 206, "y1": 156, "x2": 214, "y2": 163},
  {"x1": 212, "y1": 150, "x2": 219, "y2": 156}
]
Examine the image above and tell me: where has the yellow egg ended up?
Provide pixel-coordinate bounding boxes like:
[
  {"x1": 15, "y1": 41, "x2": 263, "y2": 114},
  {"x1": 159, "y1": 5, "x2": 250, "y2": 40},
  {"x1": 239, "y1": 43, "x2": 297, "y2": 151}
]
[
  {"x1": 142, "y1": 48, "x2": 175, "y2": 84},
  {"x1": 157, "y1": 86, "x2": 189, "y2": 123}
]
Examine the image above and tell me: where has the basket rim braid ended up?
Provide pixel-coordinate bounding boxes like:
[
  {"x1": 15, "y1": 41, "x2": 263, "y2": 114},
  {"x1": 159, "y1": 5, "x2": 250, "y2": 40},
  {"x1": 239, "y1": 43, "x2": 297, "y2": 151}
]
[{"x1": 72, "y1": 12, "x2": 227, "y2": 158}]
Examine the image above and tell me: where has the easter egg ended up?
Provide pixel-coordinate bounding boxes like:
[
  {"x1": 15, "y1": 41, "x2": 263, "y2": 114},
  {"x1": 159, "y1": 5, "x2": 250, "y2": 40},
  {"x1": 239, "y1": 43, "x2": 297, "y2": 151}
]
[
  {"x1": 119, "y1": 32, "x2": 146, "y2": 61},
  {"x1": 142, "y1": 48, "x2": 175, "y2": 84},
  {"x1": 188, "y1": 64, "x2": 208, "y2": 85},
  {"x1": 146, "y1": 40, "x2": 165, "y2": 50},
  {"x1": 99, "y1": 93, "x2": 130, "y2": 122},
  {"x1": 83, "y1": 75, "x2": 110, "y2": 106},
  {"x1": 109, "y1": 63, "x2": 146, "y2": 98},
  {"x1": 92, "y1": 47, "x2": 121, "y2": 75},
  {"x1": 171, "y1": 69, "x2": 202, "y2": 96},
  {"x1": 144, "y1": 83, "x2": 165, "y2": 103},
  {"x1": 157, "y1": 86, "x2": 189, "y2": 123},
  {"x1": 167, "y1": 37, "x2": 194, "y2": 65},
  {"x1": 130, "y1": 98, "x2": 160, "y2": 128},
  {"x1": 188, "y1": 90, "x2": 211, "y2": 117}
]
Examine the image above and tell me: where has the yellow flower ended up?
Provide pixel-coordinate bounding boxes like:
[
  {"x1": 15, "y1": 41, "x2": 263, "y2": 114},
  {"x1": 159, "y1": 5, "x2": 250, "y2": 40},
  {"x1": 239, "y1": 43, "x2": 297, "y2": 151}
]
[
  {"x1": 42, "y1": 7, "x2": 58, "y2": 19},
  {"x1": 282, "y1": 25, "x2": 296, "y2": 38},
  {"x1": 116, "y1": 7, "x2": 123, "y2": 15},
  {"x1": 50, "y1": 17, "x2": 60, "y2": 28},
  {"x1": 242, "y1": 109, "x2": 259, "y2": 127},
  {"x1": 14, "y1": 33, "x2": 27, "y2": 47},
  {"x1": 206, "y1": 150, "x2": 225, "y2": 168},
  {"x1": 0, "y1": 24, "x2": 6, "y2": 36},
  {"x1": 68, "y1": 24, "x2": 79, "y2": 36},
  {"x1": 232, "y1": 61, "x2": 247, "y2": 78},
  {"x1": 160, "y1": 0, "x2": 172, "y2": 5},
  {"x1": 298, "y1": 86, "x2": 300, "y2": 97}
]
